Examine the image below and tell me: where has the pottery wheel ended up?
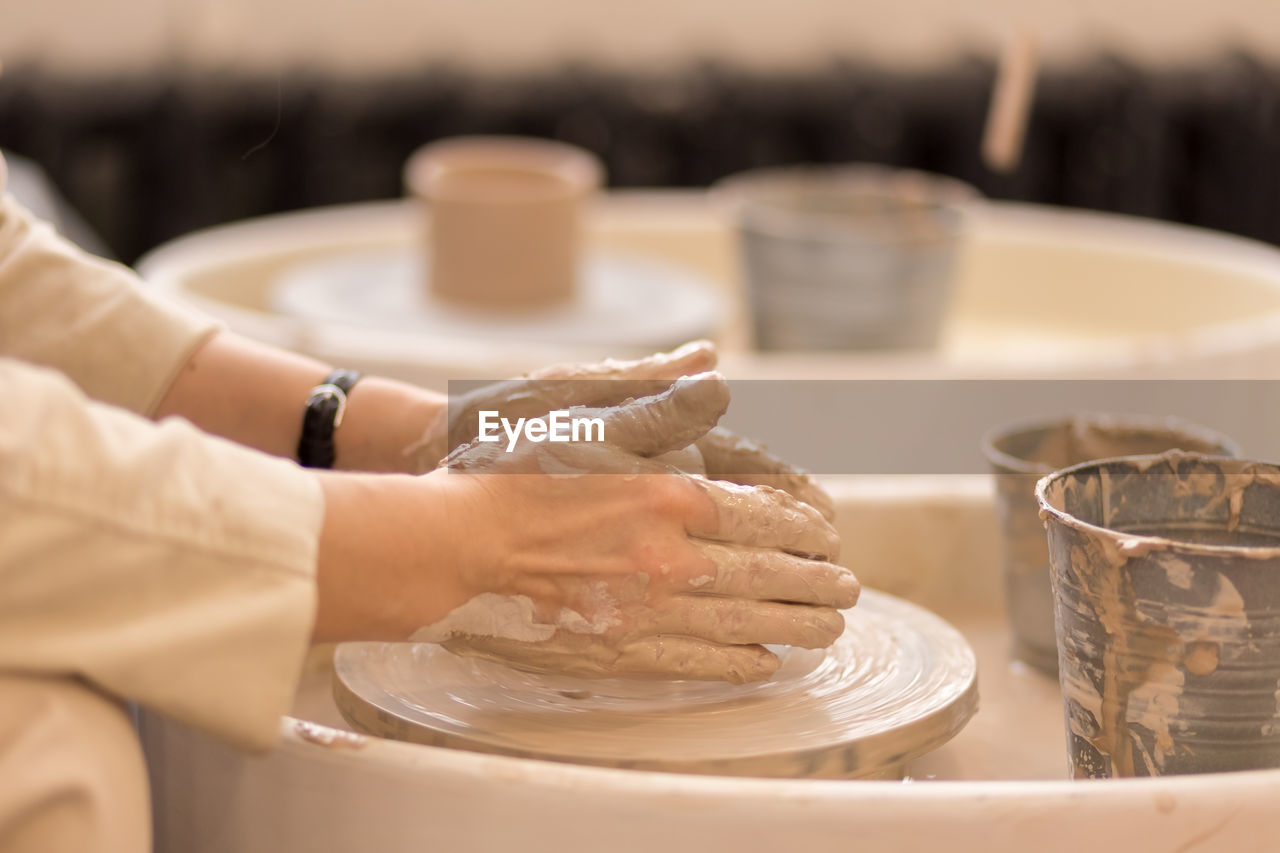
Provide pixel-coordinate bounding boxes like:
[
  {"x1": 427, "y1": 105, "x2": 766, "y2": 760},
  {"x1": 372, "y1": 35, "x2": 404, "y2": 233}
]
[
  {"x1": 270, "y1": 247, "x2": 722, "y2": 349},
  {"x1": 333, "y1": 589, "x2": 978, "y2": 779}
]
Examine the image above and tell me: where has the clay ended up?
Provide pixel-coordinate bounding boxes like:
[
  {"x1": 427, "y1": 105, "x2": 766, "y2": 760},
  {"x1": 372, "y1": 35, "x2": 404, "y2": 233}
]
[
  {"x1": 293, "y1": 720, "x2": 368, "y2": 750},
  {"x1": 694, "y1": 426, "x2": 835, "y2": 521},
  {"x1": 446, "y1": 633, "x2": 783, "y2": 684},
  {"x1": 1183, "y1": 642, "x2": 1219, "y2": 676},
  {"x1": 1038, "y1": 451, "x2": 1280, "y2": 777},
  {"x1": 692, "y1": 478, "x2": 840, "y2": 560},
  {"x1": 410, "y1": 594, "x2": 574, "y2": 645},
  {"x1": 693, "y1": 541, "x2": 859, "y2": 605}
]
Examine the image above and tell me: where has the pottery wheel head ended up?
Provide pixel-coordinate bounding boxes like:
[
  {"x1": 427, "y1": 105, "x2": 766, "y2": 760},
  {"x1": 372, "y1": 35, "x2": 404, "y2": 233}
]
[{"x1": 333, "y1": 589, "x2": 978, "y2": 779}]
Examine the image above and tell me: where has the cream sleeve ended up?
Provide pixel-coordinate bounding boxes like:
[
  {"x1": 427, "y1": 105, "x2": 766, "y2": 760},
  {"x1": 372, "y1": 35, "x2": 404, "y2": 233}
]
[
  {"x1": 0, "y1": 173, "x2": 218, "y2": 416},
  {"x1": 0, "y1": 159, "x2": 325, "y2": 751},
  {"x1": 0, "y1": 358, "x2": 324, "y2": 752}
]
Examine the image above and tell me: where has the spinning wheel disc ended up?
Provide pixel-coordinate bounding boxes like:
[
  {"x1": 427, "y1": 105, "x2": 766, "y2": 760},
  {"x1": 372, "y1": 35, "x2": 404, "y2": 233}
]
[{"x1": 333, "y1": 589, "x2": 978, "y2": 779}]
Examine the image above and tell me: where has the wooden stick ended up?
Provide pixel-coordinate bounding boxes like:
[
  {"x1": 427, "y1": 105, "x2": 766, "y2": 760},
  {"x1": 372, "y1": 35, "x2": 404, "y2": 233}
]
[{"x1": 982, "y1": 27, "x2": 1039, "y2": 174}]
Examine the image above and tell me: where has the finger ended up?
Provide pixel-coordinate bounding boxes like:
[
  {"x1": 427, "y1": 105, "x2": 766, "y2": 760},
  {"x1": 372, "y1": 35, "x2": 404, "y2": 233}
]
[
  {"x1": 651, "y1": 444, "x2": 706, "y2": 475},
  {"x1": 686, "y1": 478, "x2": 840, "y2": 560},
  {"x1": 641, "y1": 596, "x2": 845, "y2": 648},
  {"x1": 688, "y1": 542, "x2": 860, "y2": 608},
  {"x1": 449, "y1": 377, "x2": 673, "y2": 451},
  {"x1": 527, "y1": 340, "x2": 717, "y2": 382},
  {"x1": 446, "y1": 633, "x2": 779, "y2": 683},
  {"x1": 596, "y1": 372, "x2": 730, "y2": 457},
  {"x1": 443, "y1": 437, "x2": 669, "y2": 477},
  {"x1": 695, "y1": 427, "x2": 836, "y2": 520}
]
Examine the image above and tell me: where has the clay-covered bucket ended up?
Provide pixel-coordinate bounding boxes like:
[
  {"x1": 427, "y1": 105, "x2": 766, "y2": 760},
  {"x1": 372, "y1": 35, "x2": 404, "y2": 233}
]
[
  {"x1": 984, "y1": 416, "x2": 1240, "y2": 674},
  {"x1": 1036, "y1": 452, "x2": 1280, "y2": 777}
]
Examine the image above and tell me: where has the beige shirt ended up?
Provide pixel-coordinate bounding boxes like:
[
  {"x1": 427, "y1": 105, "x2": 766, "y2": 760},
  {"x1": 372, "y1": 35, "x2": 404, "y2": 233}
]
[{"x1": 0, "y1": 156, "x2": 325, "y2": 752}]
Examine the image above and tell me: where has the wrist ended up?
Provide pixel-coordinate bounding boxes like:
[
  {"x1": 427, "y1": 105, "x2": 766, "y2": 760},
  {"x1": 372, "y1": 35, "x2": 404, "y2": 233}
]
[
  {"x1": 312, "y1": 469, "x2": 467, "y2": 643},
  {"x1": 297, "y1": 369, "x2": 362, "y2": 469},
  {"x1": 331, "y1": 377, "x2": 448, "y2": 474}
]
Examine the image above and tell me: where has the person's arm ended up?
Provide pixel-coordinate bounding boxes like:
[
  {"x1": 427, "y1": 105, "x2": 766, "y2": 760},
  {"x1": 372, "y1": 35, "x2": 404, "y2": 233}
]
[
  {"x1": 0, "y1": 358, "x2": 323, "y2": 752},
  {"x1": 1, "y1": 359, "x2": 854, "y2": 747},
  {"x1": 151, "y1": 330, "x2": 451, "y2": 472},
  {"x1": 0, "y1": 190, "x2": 218, "y2": 416},
  {"x1": 151, "y1": 331, "x2": 727, "y2": 475}
]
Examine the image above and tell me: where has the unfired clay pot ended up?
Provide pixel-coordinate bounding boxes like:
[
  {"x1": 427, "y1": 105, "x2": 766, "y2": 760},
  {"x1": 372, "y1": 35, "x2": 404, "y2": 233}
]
[{"x1": 404, "y1": 136, "x2": 603, "y2": 310}]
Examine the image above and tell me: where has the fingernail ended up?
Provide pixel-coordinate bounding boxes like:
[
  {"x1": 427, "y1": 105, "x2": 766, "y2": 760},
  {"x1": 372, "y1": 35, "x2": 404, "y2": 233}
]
[{"x1": 837, "y1": 570, "x2": 861, "y2": 608}]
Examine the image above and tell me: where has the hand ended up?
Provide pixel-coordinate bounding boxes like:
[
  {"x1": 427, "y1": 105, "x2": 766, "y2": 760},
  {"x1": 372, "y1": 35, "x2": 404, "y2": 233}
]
[
  {"x1": 400, "y1": 340, "x2": 716, "y2": 471},
  {"x1": 425, "y1": 373, "x2": 857, "y2": 682},
  {"x1": 404, "y1": 340, "x2": 835, "y2": 520},
  {"x1": 695, "y1": 427, "x2": 835, "y2": 521}
]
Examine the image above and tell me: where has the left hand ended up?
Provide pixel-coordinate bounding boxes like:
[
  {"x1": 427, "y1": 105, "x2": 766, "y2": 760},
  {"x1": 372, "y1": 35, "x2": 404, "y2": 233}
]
[{"x1": 404, "y1": 341, "x2": 835, "y2": 520}]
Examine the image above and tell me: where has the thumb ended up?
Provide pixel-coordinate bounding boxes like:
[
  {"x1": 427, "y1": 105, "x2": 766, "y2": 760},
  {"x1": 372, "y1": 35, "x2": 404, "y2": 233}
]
[
  {"x1": 529, "y1": 340, "x2": 717, "y2": 382},
  {"x1": 599, "y1": 372, "x2": 730, "y2": 457}
]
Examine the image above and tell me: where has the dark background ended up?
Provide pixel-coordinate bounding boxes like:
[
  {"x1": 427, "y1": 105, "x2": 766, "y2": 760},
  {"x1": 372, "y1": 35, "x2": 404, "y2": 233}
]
[{"x1": 3, "y1": 54, "x2": 1280, "y2": 264}]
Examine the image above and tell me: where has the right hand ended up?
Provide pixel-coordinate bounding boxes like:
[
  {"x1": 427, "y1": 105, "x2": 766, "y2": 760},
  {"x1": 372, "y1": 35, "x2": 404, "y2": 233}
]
[{"x1": 419, "y1": 373, "x2": 859, "y2": 683}]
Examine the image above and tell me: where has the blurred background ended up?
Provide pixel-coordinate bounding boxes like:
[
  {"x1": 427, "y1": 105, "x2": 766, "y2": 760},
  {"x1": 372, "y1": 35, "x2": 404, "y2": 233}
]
[{"x1": 3, "y1": 0, "x2": 1280, "y2": 263}]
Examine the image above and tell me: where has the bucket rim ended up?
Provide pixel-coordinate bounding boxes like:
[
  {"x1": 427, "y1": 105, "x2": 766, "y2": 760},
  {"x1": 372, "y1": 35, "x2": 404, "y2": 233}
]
[
  {"x1": 982, "y1": 413, "x2": 1242, "y2": 477},
  {"x1": 1034, "y1": 450, "x2": 1280, "y2": 559}
]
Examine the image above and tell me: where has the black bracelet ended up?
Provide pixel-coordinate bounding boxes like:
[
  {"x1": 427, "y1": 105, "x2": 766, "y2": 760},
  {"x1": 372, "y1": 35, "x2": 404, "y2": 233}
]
[{"x1": 297, "y1": 369, "x2": 362, "y2": 469}]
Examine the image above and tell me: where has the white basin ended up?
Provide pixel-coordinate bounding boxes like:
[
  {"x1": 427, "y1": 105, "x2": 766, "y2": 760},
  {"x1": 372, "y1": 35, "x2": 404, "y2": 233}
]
[
  {"x1": 137, "y1": 193, "x2": 1280, "y2": 386},
  {"x1": 136, "y1": 195, "x2": 1280, "y2": 850},
  {"x1": 140, "y1": 475, "x2": 1279, "y2": 852}
]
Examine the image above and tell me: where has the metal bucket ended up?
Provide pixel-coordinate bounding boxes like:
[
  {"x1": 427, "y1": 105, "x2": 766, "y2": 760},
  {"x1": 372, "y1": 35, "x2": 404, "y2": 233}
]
[
  {"x1": 1037, "y1": 452, "x2": 1280, "y2": 777},
  {"x1": 983, "y1": 415, "x2": 1240, "y2": 675},
  {"x1": 714, "y1": 164, "x2": 977, "y2": 351}
]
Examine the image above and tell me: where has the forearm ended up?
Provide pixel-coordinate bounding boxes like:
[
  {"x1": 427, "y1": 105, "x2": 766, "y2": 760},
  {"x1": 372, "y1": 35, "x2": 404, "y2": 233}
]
[
  {"x1": 312, "y1": 468, "x2": 469, "y2": 643},
  {"x1": 153, "y1": 330, "x2": 449, "y2": 472}
]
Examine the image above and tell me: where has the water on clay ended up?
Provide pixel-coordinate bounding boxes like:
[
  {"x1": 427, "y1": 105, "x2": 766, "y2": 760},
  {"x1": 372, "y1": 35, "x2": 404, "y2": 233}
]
[{"x1": 333, "y1": 589, "x2": 978, "y2": 779}]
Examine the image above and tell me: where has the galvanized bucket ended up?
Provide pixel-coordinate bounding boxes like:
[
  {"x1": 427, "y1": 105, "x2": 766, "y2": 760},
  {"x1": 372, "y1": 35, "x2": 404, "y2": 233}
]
[
  {"x1": 714, "y1": 164, "x2": 977, "y2": 351},
  {"x1": 984, "y1": 415, "x2": 1239, "y2": 674},
  {"x1": 1037, "y1": 452, "x2": 1280, "y2": 777}
]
